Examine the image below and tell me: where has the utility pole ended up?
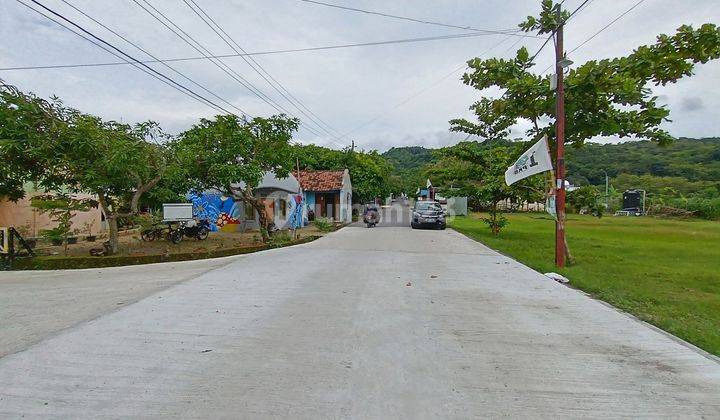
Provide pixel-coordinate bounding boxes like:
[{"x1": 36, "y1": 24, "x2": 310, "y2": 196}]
[
  {"x1": 554, "y1": 5, "x2": 567, "y2": 268},
  {"x1": 602, "y1": 169, "x2": 609, "y2": 205}
]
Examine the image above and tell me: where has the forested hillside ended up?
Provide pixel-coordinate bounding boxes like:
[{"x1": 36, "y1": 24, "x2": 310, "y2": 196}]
[
  {"x1": 566, "y1": 138, "x2": 720, "y2": 185},
  {"x1": 382, "y1": 146, "x2": 435, "y2": 170},
  {"x1": 382, "y1": 138, "x2": 720, "y2": 218},
  {"x1": 383, "y1": 138, "x2": 720, "y2": 187}
]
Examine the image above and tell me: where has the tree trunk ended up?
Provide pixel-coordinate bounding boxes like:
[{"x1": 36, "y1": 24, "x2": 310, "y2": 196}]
[
  {"x1": 490, "y1": 202, "x2": 500, "y2": 235},
  {"x1": 562, "y1": 214, "x2": 575, "y2": 265},
  {"x1": 234, "y1": 186, "x2": 271, "y2": 243},
  {"x1": 256, "y1": 205, "x2": 270, "y2": 242},
  {"x1": 107, "y1": 215, "x2": 119, "y2": 255},
  {"x1": 97, "y1": 195, "x2": 120, "y2": 255}
]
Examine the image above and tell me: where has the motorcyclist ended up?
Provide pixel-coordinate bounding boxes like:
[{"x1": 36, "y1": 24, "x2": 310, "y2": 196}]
[{"x1": 363, "y1": 203, "x2": 379, "y2": 226}]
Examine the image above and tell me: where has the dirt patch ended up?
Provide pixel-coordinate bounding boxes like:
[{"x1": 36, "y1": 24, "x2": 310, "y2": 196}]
[{"x1": 32, "y1": 226, "x2": 325, "y2": 258}]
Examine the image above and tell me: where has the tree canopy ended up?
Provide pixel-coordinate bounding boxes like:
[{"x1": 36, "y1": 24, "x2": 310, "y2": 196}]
[
  {"x1": 292, "y1": 144, "x2": 393, "y2": 203},
  {"x1": 172, "y1": 114, "x2": 299, "y2": 241},
  {"x1": 450, "y1": 0, "x2": 720, "y2": 147},
  {"x1": 427, "y1": 140, "x2": 546, "y2": 234},
  {"x1": 1, "y1": 83, "x2": 169, "y2": 253}
]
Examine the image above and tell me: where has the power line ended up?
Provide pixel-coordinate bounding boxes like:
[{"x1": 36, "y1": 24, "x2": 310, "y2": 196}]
[
  {"x1": 569, "y1": 0, "x2": 645, "y2": 56},
  {"x1": 130, "y1": 0, "x2": 327, "y2": 140},
  {"x1": 58, "y1": 0, "x2": 248, "y2": 117},
  {"x1": 187, "y1": 0, "x2": 344, "y2": 140},
  {"x1": 0, "y1": 31, "x2": 500, "y2": 71},
  {"x1": 336, "y1": 33, "x2": 522, "y2": 142},
  {"x1": 182, "y1": 0, "x2": 344, "y2": 144},
  {"x1": 15, "y1": 0, "x2": 233, "y2": 115},
  {"x1": 539, "y1": 0, "x2": 646, "y2": 74},
  {"x1": 299, "y1": 0, "x2": 541, "y2": 39},
  {"x1": 528, "y1": 0, "x2": 594, "y2": 63}
]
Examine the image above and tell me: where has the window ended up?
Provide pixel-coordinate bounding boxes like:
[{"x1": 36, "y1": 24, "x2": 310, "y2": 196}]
[
  {"x1": 416, "y1": 201, "x2": 442, "y2": 211},
  {"x1": 279, "y1": 199, "x2": 287, "y2": 218}
]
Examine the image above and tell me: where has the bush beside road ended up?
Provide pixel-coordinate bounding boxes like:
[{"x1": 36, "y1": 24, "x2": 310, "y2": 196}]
[
  {"x1": 450, "y1": 213, "x2": 720, "y2": 357},
  {"x1": 8, "y1": 224, "x2": 333, "y2": 270}
]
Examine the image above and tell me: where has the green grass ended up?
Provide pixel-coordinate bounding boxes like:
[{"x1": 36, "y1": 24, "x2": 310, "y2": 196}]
[{"x1": 450, "y1": 213, "x2": 720, "y2": 356}]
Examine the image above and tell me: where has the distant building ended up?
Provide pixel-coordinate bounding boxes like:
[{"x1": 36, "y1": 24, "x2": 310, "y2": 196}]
[
  {"x1": 298, "y1": 169, "x2": 352, "y2": 223},
  {"x1": 0, "y1": 185, "x2": 105, "y2": 239}
]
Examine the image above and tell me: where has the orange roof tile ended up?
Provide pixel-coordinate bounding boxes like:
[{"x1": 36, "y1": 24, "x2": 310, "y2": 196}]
[{"x1": 297, "y1": 170, "x2": 345, "y2": 192}]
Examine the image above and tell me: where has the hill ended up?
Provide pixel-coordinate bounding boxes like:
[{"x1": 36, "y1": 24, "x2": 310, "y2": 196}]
[
  {"x1": 382, "y1": 146, "x2": 434, "y2": 171},
  {"x1": 382, "y1": 138, "x2": 720, "y2": 186},
  {"x1": 566, "y1": 137, "x2": 720, "y2": 185}
]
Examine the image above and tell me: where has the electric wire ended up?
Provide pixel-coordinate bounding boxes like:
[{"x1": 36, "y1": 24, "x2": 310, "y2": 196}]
[
  {"x1": 299, "y1": 0, "x2": 541, "y2": 39},
  {"x1": 186, "y1": 0, "x2": 344, "y2": 140},
  {"x1": 15, "y1": 0, "x2": 233, "y2": 115},
  {"x1": 58, "y1": 0, "x2": 249, "y2": 117},
  {"x1": 182, "y1": 0, "x2": 344, "y2": 144},
  {"x1": 538, "y1": 0, "x2": 646, "y2": 74},
  {"x1": 131, "y1": 0, "x2": 327, "y2": 140},
  {"x1": 335, "y1": 33, "x2": 523, "y2": 142},
  {"x1": 0, "y1": 32, "x2": 508, "y2": 72},
  {"x1": 528, "y1": 0, "x2": 593, "y2": 63}
]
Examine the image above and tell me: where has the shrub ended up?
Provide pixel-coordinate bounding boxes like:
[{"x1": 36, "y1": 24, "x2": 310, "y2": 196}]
[
  {"x1": 567, "y1": 185, "x2": 604, "y2": 218},
  {"x1": 267, "y1": 231, "x2": 292, "y2": 248},
  {"x1": 134, "y1": 211, "x2": 163, "y2": 232},
  {"x1": 313, "y1": 217, "x2": 334, "y2": 232},
  {"x1": 684, "y1": 197, "x2": 720, "y2": 220},
  {"x1": 482, "y1": 212, "x2": 508, "y2": 235},
  {"x1": 647, "y1": 205, "x2": 696, "y2": 218}
]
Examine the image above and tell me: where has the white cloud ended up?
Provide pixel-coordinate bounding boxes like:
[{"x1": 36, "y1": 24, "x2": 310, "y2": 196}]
[{"x1": 1, "y1": 0, "x2": 718, "y2": 151}]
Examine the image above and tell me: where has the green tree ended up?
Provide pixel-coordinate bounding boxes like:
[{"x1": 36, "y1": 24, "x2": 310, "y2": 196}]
[
  {"x1": 31, "y1": 192, "x2": 97, "y2": 256},
  {"x1": 1, "y1": 84, "x2": 64, "y2": 200},
  {"x1": 451, "y1": 2, "x2": 720, "y2": 148},
  {"x1": 1, "y1": 84, "x2": 169, "y2": 254},
  {"x1": 567, "y1": 185, "x2": 604, "y2": 218},
  {"x1": 450, "y1": 0, "x2": 719, "y2": 259},
  {"x1": 292, "y1": 144, "x2": 393, "y2": 203},
  {"x1": 428, "y1": 141, "x2": 545, "y2": 234},
  {"x1": 173, "y1": 114, "x2": 299, "y2": 242}
]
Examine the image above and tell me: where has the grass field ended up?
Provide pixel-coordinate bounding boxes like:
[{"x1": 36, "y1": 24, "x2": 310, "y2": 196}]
[{"x1": 449, "y1": 213, "x2": 720, "y2": 357}]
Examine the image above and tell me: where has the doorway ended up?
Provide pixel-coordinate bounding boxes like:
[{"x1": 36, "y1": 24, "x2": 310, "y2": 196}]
[{"x1": 316, "y1": 193, "x2": 337, "y2": 219}]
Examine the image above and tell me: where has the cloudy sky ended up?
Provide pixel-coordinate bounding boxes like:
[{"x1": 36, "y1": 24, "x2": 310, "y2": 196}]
[{"x1": 1, "y1": 0, "x2": 718, "y2": 151}]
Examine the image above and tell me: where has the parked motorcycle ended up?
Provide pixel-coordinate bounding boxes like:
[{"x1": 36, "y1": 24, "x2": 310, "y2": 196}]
[{"x1": 181, "y1": 219, "x2": 211, "y2": 241}]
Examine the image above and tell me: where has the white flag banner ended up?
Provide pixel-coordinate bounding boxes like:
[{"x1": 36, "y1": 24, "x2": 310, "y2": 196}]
[{"x1": 504, "y1": 136, "x2": 554, "y2": 186}]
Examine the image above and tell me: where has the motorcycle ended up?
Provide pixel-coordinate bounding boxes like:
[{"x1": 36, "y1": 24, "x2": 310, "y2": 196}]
[
  {"x1": 363, "y1": 205, "x2": 379, "y2": 228},
  {"x1": 171, "y1": 219, "x2": 211, "y2": 243}
]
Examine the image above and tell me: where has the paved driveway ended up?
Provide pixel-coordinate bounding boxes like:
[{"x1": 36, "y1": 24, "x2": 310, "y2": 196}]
[{"x1": 1, "y1": 227, "x2": 719, "y2": 418}]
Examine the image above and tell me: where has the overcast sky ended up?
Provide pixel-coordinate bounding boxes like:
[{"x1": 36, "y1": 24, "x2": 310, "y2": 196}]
[{"x1": 1, "y1": 0, "x2": 718, "y2": 151}]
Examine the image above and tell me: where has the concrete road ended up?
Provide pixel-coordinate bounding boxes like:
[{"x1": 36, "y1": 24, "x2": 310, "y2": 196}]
[
  {"x1": 1, "y1": 227, "x2": 719, "y2": 418},
  {"x1": 355, "y1": 202, "x2": 412, "y2": 227},
  {"x1": 0, "y1": 256, "x2": 240, "y2": 358}
]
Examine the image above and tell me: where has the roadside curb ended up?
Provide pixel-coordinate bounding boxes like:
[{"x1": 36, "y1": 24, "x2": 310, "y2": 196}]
[{"x1": 7, "y1": 235, "x2": 323, "y2": 271}]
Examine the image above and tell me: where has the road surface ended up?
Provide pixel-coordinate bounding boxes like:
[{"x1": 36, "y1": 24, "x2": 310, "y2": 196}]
[
  {"x1": 354, "y1": 202, "x2": 412, "y2": 227},
  {"x1": 0, "y1": 256, "x2": 240, "y2": 358},
  {"x1": 1, "y1": 227, "x2": 719, "y2": 418}
]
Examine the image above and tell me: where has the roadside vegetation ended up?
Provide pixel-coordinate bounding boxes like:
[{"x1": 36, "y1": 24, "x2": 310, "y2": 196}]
[
  {"x1": 13, "y1": 227, "x2": 326, "y2": 270},
  {"x1": 1, "y1": 83, "x2": 391, "y2": 260},
  {"x1": 450, "y1": 213, "x2": 720, "y2": 357}
]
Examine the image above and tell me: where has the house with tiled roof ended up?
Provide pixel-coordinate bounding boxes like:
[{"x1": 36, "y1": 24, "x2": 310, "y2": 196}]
[{"x1": 297, "y1": 169, "x2": 352, "y2": 223}]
